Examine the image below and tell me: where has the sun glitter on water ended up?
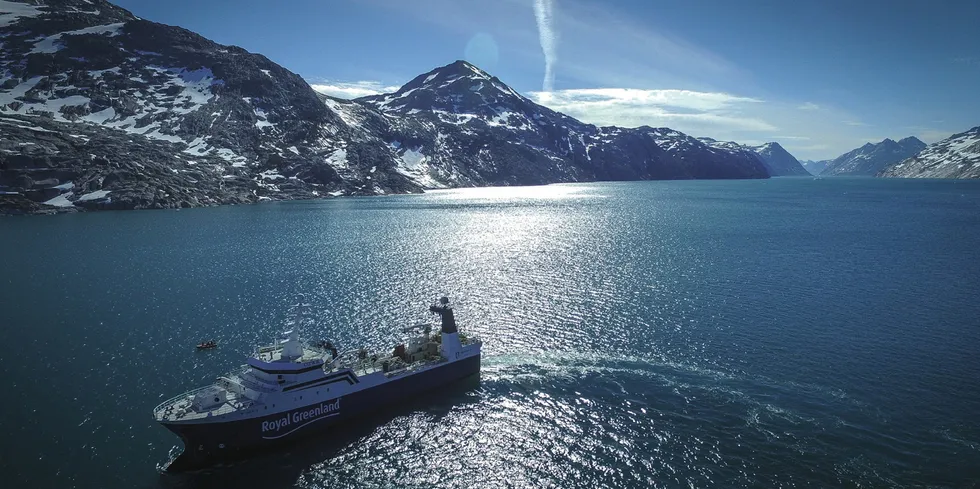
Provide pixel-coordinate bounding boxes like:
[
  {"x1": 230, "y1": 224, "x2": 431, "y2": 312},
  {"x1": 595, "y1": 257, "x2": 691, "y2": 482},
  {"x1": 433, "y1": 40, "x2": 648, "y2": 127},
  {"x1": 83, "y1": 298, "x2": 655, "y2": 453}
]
[{"x1": 425, "y1": 184, "x2": 594, "y2": 201}]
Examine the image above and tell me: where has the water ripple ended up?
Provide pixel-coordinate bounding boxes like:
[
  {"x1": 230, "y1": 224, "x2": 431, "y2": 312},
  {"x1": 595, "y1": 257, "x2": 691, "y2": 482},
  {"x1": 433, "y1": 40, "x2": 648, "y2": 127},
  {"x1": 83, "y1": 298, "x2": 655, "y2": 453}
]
[{"x1": 2, "y1": 179, "x2": 980, "y2": 488}]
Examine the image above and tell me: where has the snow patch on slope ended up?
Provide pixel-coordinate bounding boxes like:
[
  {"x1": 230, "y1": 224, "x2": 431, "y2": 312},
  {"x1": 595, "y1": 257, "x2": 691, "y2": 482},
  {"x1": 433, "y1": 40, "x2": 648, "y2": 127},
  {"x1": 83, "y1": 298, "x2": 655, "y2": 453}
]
[
  {"x1": 0, "y1": 66, "x2": 224, "y2": 147},
  {"x1": 883, "y1": 129, "x2": 980, "y2": 179},
  {"x1": 30, "y1": 23, "x2": 125, "y2": 54},
  {"x1": 77, "y1": 190, "x2": 110, "y2": 201},
  {"x1": 43, "y1": 192, "x2": 74, "y2": 207},
  {"x1": 324, "y1": 98, "x2": 361, "y2": 127},
  {"x1": 389, "y1": 144, "x2": 446, "y2": 189},
  {"x1": 0, "y1": 0, "x2": 42, "y2": 28},
  {"x1": 325, "y1": 148, "x2": 348, "y2": 170}
]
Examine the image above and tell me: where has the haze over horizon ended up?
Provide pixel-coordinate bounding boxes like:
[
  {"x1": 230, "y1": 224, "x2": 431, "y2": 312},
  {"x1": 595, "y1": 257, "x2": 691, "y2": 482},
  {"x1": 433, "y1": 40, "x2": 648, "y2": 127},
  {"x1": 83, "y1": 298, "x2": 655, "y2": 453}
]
[{"x1": 103, "y1": 0, "x2": 980, "y2": 160}]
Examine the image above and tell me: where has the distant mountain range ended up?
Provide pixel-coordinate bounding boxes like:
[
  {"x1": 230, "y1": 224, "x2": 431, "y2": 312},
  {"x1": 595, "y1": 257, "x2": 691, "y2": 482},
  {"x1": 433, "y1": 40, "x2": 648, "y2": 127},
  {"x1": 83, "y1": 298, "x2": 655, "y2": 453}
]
[
  {"x1": 799, "y1": 160, "x2": 830, "y2": 175},
  {"x1": 698, "y1": 139, "x2": 809, "y2": 176},
  {"x1": 0, "y1": 0, "x2": 771, "y2": 214},
  {"x1": 879, "y1": 127, "x2": 980, "y2": 178},
  {"x1": 821, "y1": 137, "x2": 926, "y2": 176}
]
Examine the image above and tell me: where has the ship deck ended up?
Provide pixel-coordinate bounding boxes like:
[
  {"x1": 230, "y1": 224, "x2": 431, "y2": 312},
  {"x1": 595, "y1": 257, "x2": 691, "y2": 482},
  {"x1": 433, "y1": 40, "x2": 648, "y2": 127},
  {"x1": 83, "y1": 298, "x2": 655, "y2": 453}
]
[
  {"x1": 256, "y1": 344, "x2": 327, "y2": 364},
  {"x1": 154, "y1": 386, "x2": 253, "y2": 422},
  {"x1": 154, "y1": 337, "x2": 481, "y2": 423}
]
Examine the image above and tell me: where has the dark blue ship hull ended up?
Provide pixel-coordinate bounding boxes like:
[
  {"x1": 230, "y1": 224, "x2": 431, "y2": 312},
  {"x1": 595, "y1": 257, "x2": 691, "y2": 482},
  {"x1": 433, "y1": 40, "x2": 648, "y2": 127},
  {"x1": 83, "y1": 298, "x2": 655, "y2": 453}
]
[{"x1": 163, "y1": 354, "x2": 480, "y2": 471}]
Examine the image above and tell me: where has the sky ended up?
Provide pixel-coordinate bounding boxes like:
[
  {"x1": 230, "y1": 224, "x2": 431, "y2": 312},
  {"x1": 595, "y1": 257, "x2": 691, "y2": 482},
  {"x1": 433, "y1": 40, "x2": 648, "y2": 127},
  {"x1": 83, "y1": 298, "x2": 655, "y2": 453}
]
[{"x1": 112, "y1": 0, "x2": 980, "y2": 160}]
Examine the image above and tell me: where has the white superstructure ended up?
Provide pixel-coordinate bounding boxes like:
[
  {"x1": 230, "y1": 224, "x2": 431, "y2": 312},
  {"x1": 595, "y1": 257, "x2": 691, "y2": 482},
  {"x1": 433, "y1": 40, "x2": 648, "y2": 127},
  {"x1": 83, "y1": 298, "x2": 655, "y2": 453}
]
[{"x1": 154, "y1": 300, "x2": 481, "y2": 427}]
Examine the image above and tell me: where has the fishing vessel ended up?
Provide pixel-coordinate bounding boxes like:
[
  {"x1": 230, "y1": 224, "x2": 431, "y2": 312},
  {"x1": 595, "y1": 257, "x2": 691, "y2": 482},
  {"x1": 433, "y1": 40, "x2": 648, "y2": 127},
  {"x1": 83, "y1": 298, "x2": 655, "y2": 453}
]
[{"x1": 154, "y1": 297, "x2": 481, "y2": 470}]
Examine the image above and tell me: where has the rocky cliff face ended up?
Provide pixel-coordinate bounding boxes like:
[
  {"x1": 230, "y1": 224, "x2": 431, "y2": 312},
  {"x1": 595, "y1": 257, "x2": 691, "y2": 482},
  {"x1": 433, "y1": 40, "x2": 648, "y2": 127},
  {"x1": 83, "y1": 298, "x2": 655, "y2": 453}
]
[
  {"x1": 0, "y1": 0, "x2": 768, "y2": 215},
  {"x1": 879, "y1": 128, "x2": 980, "y2": 179},
  {"x1": 821, "y1": 137, "x2": 926, "y2": 176}
]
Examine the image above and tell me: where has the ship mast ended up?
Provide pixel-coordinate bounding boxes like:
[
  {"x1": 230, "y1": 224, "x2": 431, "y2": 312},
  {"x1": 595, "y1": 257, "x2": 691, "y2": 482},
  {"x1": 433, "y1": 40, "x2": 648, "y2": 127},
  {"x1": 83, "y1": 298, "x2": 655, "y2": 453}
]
[{"x1": 430, "y1": 296, "x2": 462, "y2": 359}]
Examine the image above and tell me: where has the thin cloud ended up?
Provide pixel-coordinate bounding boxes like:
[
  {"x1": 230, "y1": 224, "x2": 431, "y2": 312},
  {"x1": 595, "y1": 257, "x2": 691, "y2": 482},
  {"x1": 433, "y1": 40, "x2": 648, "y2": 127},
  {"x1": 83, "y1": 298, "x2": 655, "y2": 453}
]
[
  {"x1": 529, "y1": 88, "x2": 763, "y2": 111},
  {"x1": 527, "y1": 88, "x2": 775, "y2": 132},
  {"x1": 308, "y1": 81, "x2": 400, "y2": 99},
  {"x1": 368, "y1": 0, "x2": 743, "y2": 90},
  {"x1": 783, "y1": 143, "x2": 830, "y2": 153},
  {"x1": 797, "y1": 102, "x2": 820, "y2": 111},
  {"x1": 552, "y1": 0, "x2": 745, "y2": 89},
  {"x1": 843, "y1": 120, "x2": 869, "y2": 127},
  {"x1": 353, "y1": 0, "x2": 887, "y2": 160},
  {"x1": 533, "y1": 0, "x2": 558, "y2": 92}
]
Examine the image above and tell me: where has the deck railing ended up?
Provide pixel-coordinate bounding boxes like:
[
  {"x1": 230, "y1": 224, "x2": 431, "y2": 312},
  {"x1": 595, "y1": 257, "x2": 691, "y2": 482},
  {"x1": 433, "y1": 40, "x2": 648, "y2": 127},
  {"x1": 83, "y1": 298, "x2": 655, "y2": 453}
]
[{"x1": 152, "y1": 385, "x2": 215, "y2": 416}]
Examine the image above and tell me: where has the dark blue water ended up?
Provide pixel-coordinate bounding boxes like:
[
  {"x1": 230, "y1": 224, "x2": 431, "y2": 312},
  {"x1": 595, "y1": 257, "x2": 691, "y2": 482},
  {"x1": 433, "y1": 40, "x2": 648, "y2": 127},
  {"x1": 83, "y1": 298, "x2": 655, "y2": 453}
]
[{"x1": 2, "y1": 177, "x2": 979, "y2": 488}]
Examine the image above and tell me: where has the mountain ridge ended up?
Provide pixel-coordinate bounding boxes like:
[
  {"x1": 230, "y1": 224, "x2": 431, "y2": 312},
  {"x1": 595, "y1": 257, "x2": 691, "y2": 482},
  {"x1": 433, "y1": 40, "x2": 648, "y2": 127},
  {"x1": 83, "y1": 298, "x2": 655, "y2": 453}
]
[
  {"x1": 0, "y1": 1, "x2": 769, "y2": 214},
  {"x1": 821, "y1": 136, "x2": 926, "y2": 176},
  {"x1": 698, "y1": 138, "x2": 809, "y2": 176}
]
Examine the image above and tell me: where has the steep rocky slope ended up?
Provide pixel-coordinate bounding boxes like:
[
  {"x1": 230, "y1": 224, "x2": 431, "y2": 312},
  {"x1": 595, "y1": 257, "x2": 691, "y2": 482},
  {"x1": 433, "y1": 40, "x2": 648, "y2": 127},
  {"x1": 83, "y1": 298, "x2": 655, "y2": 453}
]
[
  {"x1": 0, "y1": 0, "x2": 422, "y2": 213},
  {"x1": 879, "y1": 127, "x2": 980, "y2": 179}
]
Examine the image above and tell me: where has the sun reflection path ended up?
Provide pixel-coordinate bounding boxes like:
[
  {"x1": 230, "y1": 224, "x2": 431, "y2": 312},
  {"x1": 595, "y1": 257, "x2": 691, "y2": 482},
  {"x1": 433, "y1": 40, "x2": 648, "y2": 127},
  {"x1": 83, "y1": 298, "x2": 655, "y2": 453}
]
[{"x1": 423, "y1": 184, "x2": 596, "y2": 202}]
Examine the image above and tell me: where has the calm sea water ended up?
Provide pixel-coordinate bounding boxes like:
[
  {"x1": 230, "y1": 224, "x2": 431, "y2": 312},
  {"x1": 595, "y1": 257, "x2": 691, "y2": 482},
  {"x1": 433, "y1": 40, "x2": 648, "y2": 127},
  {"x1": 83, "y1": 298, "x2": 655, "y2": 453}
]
[{"x1": 2, "y1": 177, "x2": 979, "y2": 488}]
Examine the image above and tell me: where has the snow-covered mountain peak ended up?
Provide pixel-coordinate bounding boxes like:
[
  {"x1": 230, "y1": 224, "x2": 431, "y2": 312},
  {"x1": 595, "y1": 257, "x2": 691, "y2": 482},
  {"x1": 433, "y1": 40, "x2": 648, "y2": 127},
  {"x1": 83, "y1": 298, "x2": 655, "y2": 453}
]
[
  {"x1": 750, "y1": 141, "x2": 780, "y2": 154},
  {"x1": 387, "y1": 60, "x2": 493, "y2": 96},
  {"x1": 434, "y1": 59, "x2": 492, "y2": 80},
  {"x1": 356, "y1": 60, "x2": 531, "y2": 119}
]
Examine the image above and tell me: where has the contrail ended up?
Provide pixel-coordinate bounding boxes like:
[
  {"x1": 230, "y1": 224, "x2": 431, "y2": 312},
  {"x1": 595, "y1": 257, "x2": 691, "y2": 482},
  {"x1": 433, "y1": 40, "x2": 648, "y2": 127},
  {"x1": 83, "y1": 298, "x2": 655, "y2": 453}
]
[{"x1": 533, "y1": 0, "x2": 557, "y2": 92}]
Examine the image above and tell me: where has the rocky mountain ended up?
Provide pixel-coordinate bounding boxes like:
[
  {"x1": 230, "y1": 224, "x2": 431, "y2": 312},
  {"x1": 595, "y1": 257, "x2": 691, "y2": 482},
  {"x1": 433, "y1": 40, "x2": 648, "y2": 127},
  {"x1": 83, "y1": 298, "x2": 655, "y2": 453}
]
[
  {"x1": 799, "y1": 159, "x2": 830, "y2": 175},
  {"x1": 698, "y1": 138, "x2": 808, "y2": 176},
  {"x1": 879, "y1": 127, "x2": 980, "y2": 179},
  {"x1": 821, "y1": 137, "x2": 926, "y2": 176},
  {"x1": 0, "y1": 0, "x2": 768, "y2": 215},
  {"x1": 348, "y1": 61, "x2": 768, "y2": 186},
  {"x1": 747, "y1": 142, "x2": 809, "y2": 176}
]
